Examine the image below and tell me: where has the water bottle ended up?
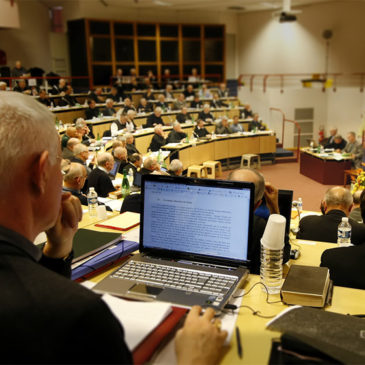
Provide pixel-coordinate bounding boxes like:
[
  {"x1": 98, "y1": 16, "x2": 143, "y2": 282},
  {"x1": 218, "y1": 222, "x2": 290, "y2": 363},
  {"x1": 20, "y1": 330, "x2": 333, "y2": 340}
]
[
  {"x1": 297, "y1": 197, "x2": 303, "y2": 213},
  {"x1": 337, "y1": 217, "x2": 352, "y2": 246},
  {"x1": 260, "y1": 214, "x2": 286, "y2": 294},
  {"x1": 121, "y1": 171, "x2": 130, "y2": 198},
  {"x1": 128, "y1": 168, "x2": 134, "y2": 186},
  {"x1": 87, "y1": 187, "x2": 98, "y2": 217}
]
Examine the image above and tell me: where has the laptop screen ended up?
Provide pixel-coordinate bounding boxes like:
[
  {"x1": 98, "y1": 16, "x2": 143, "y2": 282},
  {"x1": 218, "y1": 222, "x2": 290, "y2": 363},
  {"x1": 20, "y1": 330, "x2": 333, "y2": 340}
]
[
  {"x1": 278, "y1": 189, "x2": 293, "y2": 236},
  {"x1": 140, "y1": 175, "x2": 254, "y2": 265},
  {"x1": 109, "y1": 159, "x2": 122, "y2": 179}
]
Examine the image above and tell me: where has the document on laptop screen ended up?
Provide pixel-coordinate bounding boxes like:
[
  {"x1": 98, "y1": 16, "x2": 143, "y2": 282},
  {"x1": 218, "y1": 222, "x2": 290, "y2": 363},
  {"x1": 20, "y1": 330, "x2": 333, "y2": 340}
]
[{"x1": 143, "y1": 181, "x2": 251, "y2": 261}]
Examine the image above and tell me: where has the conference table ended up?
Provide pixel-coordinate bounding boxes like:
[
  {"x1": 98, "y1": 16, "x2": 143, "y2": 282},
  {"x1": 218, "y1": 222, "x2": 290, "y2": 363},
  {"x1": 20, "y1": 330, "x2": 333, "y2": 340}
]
[
  {"x1": 300, "y1": 149, "x2": 352, "y2": 185},
  {"x1": 76, "y1": 209, "x2": 365, "y2": 365}
]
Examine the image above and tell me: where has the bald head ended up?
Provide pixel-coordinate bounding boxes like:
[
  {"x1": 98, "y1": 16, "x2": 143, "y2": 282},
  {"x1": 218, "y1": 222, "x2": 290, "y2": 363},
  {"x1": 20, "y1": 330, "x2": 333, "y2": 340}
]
[
  {"x1": 228, "y1": 168, "x2": 265, "y2": 205},
  {"x1": 324, "y1": 186, "x2": 353, "y2": 213},
  {"x1": 63, "y1": 163, "x2": 87, "y2": 191}
]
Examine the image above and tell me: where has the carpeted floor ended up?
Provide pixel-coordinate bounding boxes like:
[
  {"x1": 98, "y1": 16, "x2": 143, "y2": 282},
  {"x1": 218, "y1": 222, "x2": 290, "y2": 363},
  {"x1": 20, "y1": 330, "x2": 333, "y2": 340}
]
[{"x1": 221, "y1": 161, "x2": 338, "y2": 212}]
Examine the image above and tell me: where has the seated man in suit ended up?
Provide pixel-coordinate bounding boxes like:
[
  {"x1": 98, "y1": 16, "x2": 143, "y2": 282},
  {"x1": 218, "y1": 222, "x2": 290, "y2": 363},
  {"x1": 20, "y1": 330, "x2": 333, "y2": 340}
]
[
  {"x1": 218, "y1": 82, "x2": 229, "y2": 98},
  {"x1": 155, "y1": 93, "x2": 169, "y2": 110},
  {"x1": 164, "y1": 84, "x2": 174, "y2": 99},
  {"x1": 125, "y1": 133, "x2": 140, "y2": 156},
  {"x1": 241, "y1": 104, "x2": 253, "y2": 119},
  {"x1": 228, "y1": 168, "x2": 291, "y2": 274},
  {"x1": 344, "y1": 131, "x2": 363, "y2": 168},
  {"x1": 173, "y1": 93, "x2": 186, "y2": 110},
  {"x1": 168, "y1": 159, "x2": 184, "y2": 176},
  {"x1": 325, "y1": 134, "x2": 346, "y2": 151},
  {"x1": 149, "y1": 124, "x2": 167, "y2": 152},
  {"x1": 143, "y1": 85, "x2": 155, "y2": 101},
  {"x1": 85, "y1": 99, "x2": 99, "y2": 120},
  {"x1": 324, "y1": 127, "x2": 338, "y2": 148},
  {"x1": 113, "y1": 146, "x2": 129, "y2": 173},
  {"x1": 102, "y1": 98, "x2": 116, "y2": 117},
  {"x1": 75, "y1": 118, "x2": 95, "y2": 146},
  {"x1": 191, "y1": 94, "x2": 203, "y2": 109},
  {"x1": 193, "y1": 119, "x2": 211, "y2": 138},
  {"x1": 50, "y1": 77, "x2": 67, "y2": 95},
  {"x1": 107, "y1": 86, "x2": 122, "y2": 102},
  {"x1": 61, "y1": 126, "x2": 78, "y2": 149},
  {"x1": 140, "y1": 156, "x2": 161, "y2": 175},
  {"x1": 87, "y1": 152, "x2": 116, "y2": 197},
  {"x1": 88, "y1": 87, "x2": 105, "y2": 103},
  {"x1": 167, "y1": 121, "x2": 187, "y2": 143},
  {"x1": 137, "y1": 97, "x2": 153, "y2": 114},
  {"x1": 176, "y1": 107, "x2": 192, "y2": 124},
  {"x1": 62, "y1": 137, "x2": 79, "y2": 160},
  {"x1": 198, "y1": 104, "x2": 214, "y2": 123},
  {"x1": 211, "y1": 93, "x2": 228, "y2": 109},
  {"x1": 0, "y1": 91, "x2": 227, "y2": 365},
  {"x1": 349, "y1": 190, "x2": 365, "y2": 222},
  {"x1": 71, "y1": 143, "x2": 94, "y2": 175},
  {"x1": 120, "y1": 97, "x2": 136, "y2": 115},
  {"x1": 297, "y1": 186, "x2": 365, "y2": 244},
  {"x1": 62, "y1": 163, "x2": 89, "y2": 206},
  {"x1": 37, "y1": 89, "x2": 51, "y2": 107},
  {"x1": 13, "y1": 79, "x2": 31, "y2": 95},
  {"x1": 184, "y1": 84, "x2": 195, "y2": 99},
  {"x1": 58, "y1": 85, "x2": 77, "y2": 107},
  {"x1": 146, "y1": 106, "x2": 164, "y2": 128},
  {"x1": 215, "y1": 116, "x2": 232, "y2": 135},
  {"x1": 123, "y1": 153, "x2": 142, "y2": 176},
  {"x1": 249, "y1": 113, "x2": 266, "y2": 132},
  {"x1": 230, "y1": 115, "x2": 243, "y2": 133}
]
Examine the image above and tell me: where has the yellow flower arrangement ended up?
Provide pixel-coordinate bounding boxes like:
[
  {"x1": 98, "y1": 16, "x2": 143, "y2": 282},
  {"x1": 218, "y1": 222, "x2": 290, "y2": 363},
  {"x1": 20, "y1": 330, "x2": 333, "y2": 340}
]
[{"x1": 352, "y1": 171, "x2": 365, "y2": 193}]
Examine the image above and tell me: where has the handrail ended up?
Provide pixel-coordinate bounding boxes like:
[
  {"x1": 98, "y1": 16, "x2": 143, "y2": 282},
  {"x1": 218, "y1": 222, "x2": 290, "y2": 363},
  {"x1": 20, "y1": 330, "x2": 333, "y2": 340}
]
[{"x1": 270, "y1": 107, "x2": 302, "y2": 162}]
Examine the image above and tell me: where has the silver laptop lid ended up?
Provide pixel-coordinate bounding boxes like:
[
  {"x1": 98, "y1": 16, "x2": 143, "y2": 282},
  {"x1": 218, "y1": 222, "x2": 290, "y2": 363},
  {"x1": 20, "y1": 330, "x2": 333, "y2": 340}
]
[{"x1": 140, "y1": 174, "x2": 254, "y2": 267}]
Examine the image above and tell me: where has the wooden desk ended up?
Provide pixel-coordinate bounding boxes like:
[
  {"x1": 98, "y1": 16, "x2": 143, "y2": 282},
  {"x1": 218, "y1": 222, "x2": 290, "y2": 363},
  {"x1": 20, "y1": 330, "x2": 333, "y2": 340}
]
[{"x1": 300, "y1": 150, "x2": 352, "y2": 185}]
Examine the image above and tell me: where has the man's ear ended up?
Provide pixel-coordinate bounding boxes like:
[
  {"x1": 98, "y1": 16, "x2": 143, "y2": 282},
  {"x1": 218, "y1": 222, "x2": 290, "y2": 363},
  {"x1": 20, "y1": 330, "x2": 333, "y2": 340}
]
[
  {"x1": 31, "y1": 151, "x2": 49, "y2": 195},
  {"x1": 254, "y1": 199, "x2": 262, "y2": 211}
]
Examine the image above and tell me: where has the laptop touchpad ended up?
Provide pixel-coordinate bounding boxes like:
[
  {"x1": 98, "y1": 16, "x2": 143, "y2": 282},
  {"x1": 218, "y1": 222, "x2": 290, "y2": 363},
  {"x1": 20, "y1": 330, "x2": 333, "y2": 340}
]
[
  {"x1": 128, "y1": 284, "x2": 164, "y2": 298},
  {"x1": 157, "y1": 288, "x2": 212, "y2": 306}
]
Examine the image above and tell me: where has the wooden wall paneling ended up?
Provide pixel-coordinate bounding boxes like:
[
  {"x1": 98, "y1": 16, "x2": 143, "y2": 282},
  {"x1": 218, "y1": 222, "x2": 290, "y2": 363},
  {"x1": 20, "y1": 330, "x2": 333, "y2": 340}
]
[{"x1": 259, "y1": 135, "x2": 276, "y2": 153}]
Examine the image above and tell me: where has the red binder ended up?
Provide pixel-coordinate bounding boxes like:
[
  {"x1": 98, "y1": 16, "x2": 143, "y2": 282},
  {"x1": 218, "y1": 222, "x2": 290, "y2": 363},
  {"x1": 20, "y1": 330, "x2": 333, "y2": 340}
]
[{"x1": 132, "y1": 307, "x2": 188, "y2": 365}]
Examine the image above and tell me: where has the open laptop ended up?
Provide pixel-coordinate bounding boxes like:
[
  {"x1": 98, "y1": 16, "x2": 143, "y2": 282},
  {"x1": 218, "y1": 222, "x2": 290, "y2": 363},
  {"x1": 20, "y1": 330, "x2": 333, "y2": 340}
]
[
  {"x1": 109, "y1": 159, "x2": 122, "y2": 179},
  {"x1": 93, "y1": 174, "x2": 254, "y2": 310},
  {"x1": 278, "y1": 189, "x2": 294, "y2": 237}
]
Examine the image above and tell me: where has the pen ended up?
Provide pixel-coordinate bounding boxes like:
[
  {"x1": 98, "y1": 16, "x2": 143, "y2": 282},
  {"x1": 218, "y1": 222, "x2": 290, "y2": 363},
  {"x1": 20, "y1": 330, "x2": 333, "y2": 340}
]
[{"x1": 236, "y1": 326, "x2": 243, "y2": 359}]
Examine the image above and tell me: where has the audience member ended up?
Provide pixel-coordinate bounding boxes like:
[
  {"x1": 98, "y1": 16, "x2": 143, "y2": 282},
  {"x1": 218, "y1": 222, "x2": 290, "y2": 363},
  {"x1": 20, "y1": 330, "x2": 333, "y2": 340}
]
[
  {"x1": 75, "y1": 118, "x2": 95, "y2": 146},
  {"x1": 113, "y1": 146, "x2": 129, "y2": 173},
  {"x1": 211, "y1": 93, "x2": 228, "y2": 108},
  {"x1": 173, "y1": 93, "x2": 186, "y2": 110},
  {"x1": 88, "y1": 152, "x2": 116, "y2": 197},
  {"x1": 168, "y1": 159, "x2": 184, "y2": 176},
  {"x1": 58, "y1": 85, "x2": 77, "y2": 107},
  {"x1": 143, "y1": 86, "x2": 155, "y2": 101},
  {"x1": 125, "y1": 133, "x2": 140, "y2": 156},
  {"x1": 103, "y1": 98, "x2": 116, "y2": 116},
  {"x1": 71, "y1": 143, "x2": 94, "y2": 175},
  {"x1": 167, "y1": 122, "x2": 187, "y2": 143},
  {"x1": 0, "y1": 81, "x2": 7, "y2": 91},
  {"x1": 230, "y1": 115, "x2": 243, "y2": 133},
  {"x1": 297, "y1": 186, "x2": 365, "y2": 244},
  {"x1": 140, "y1": 156, "x2": 160, "y2": 175},
  {"x1": 325, "y1": 134, "x2": 346, "y2": 151},
  {"x1": 85, "y1": 99, "x2": 99, "y2": 120},
  {"x1": 198, "y1": 104, "x2": 214, "y2": 123},
  {"x1": 217, "y1": 82, "x2": 229, "y2": 98},
  {"x1": 146, "y1": 106, "x2": 164, "y2": 127},
  {"x1": 121, "y1": 97, "x2": 136, "y2": 115},
  {"x1": 193, "y1": 119, "x2": 210, "y2": 138},
  {"x1": 107, "y1": 86, "x2": 121, "y2": 102},
  {"x1": 38, "y1": 89, "x2": 51, "y2": 107},
  {"x1": 61, "y1": 126, "x2": 78, "y2": 149},
  {"x1": 215, "y1": 116, "x2": 232, "y2": 134},
  {"x1": 149, "y1": 125, "x2": 167, "y2": 152},
  {"x1": 51, "y1": 78, "x2": 67, "y2": 95},
  {"x1": 190, "y1": 94, "x2": 203, "y2": 109},
  {"x1": 349, "y1": 190, "x2": 363, "y2": 222},
  {"x1": 184, "y1": 84, "x2": 195, "y2": 99},
  {"x1": 249, "y1": 113, "x2": 266, "y2": 132},
  {"x1": 324, "y1": 127, "x2": 338, "y2": 148},
  {"x1": 241, "y1": 104, "x2": 253, "y2": 119},
  {"x1": 228, "y1": 168, "x2": 291, "y2": 274},
  {"x1": 62, "y1": 138, "x2": 79, "y2": 160},
  {"x1": 176, "y1": 107, "x2": 192, "y2": 124},
  {"x1": 164, "y1": 84, "x2": 174, "y2": 99},
  {"x1": 125, "y1": 109, "x2": 137, "y2": 132},
  {"x1": 155, "y1": 94, "x2": 169, "y2": 110},
  {"x1": 199, "y1": 84, "x2": 212, "y2": 99},
  {"x1": 89, "y1": 87, "x2": 105, "y2": 103},
  {"x1": 188, "y1": 67, "x2": 200, "y2": 83},
  {"x1": 62, "y1": 163, "x2": 89, "y2": 205},
  {"x1": 11, "y1": 60, "x2": 27, "y2": 77},
  {"x1": 137, "y1": 97, "x2": 152, "y2": 113},
  {"x1": 13, "y1": 79, "x2": 31, "y2": 94},
  {"x1": 344, "y1": 131, "x2": 363, "y2": 168},
  {"x1": 123, "y1": 153, "x2": 142, "y2": 176}
]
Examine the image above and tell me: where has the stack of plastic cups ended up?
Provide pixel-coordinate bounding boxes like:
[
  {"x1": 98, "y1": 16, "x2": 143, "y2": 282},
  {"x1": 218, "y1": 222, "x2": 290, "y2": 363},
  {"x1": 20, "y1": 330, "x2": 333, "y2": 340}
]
[{"x1": 260, "y1": 214, "x2": 286, "y2": 294}]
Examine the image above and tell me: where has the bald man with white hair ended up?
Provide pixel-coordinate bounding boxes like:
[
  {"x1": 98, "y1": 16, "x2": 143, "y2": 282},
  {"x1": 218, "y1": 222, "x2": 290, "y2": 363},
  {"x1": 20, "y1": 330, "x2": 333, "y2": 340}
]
[
  {"x1": 102, "y1": 98, "x2": 116, "y2": 116},
  {"x1": 87, "y1": 152, "x2": 116, "y2": 197},
  {"x1": 62, "y1": 137, "x2": 80, "y2": 160},
  {"x1": 167, "y1": 121, "x2": 187, "y2": 143},
  {"x1": 148, "y1": 124, "x2": 167, "y2": 151},
  {"x1": 297, "y1": 186, "x2": 365, "y2": 244},
  {"x1": 198, "y1": 103, "x2": 214, "y2": 122},
  {"x1": 146, "y1": 106, "x2": 165, "y2": 127}
]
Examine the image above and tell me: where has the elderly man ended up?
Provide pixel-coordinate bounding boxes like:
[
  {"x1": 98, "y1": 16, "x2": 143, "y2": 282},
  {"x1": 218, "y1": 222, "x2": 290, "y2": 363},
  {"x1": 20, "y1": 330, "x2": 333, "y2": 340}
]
[
  {"x1": 125, "y1": 133, "x2": 140, "y2": 156},
  {"x1": 344, "y1": 131, "x2": 363, "y2": 168},
  {"x1": 215, "y1": 116, "x2": 232, "y2": 134},
  {"x1": 146, "y1": 106, "x2": 164, "y2": 128},
  {"x1": 58, "y1": 85, "x2": 77, "y2": 107},
  {"x1": 155, "y1": 93, "x2": 169, "y2": 110},
  {"x1": 167, "y1": 121, "x2": 187, "y2": 143},
  {"x1": 193, "y1": 119, "x2": 210, "y2": 138},
  {"x1": 61, "y1": 126, "x2": 78, "y2": 149},
  {"x1": 89, "y1": 87, "x2": 105, "y2": 103},
  {"x1": 71, "y1": 143, "x2": 94, "y2": 175},
  {"x1": 13, "y1": 79, "x2": 31, "y2": 94},
  {"x1": 228, "y1": 168, "x2": 291, "y2": 274},
  {"x1": 324, "y1": 127, "x2": 338, "y2": 148},
  {"x1": 218, "y1": 82, "x2": 229, "y2": 98},
  {"x1": 123, "y1": 153, "x2": 142, "y2": 176},
  {"x1": 87, "y1": 152, "x2": 116, "y2": 197},
  {"x1": 137, "y1": 97, "x2": 152, "y2": 113},
  {"x1": 37, "y1": 89, "x2": 51, "y2": 107},
  {"x1": 121, "y1": 97, "x2": 136, "y2": 115},
  {"x1": 230, "y1": 115, "x2": 243, "y2": 133},
  {"x1": 85, "y1": 99, "x2": 99, "y2": 120},
  {"x1": 168, "y1": 159, "x2": 184, "y2": 176},
  {"x1": 125, "y1": 109, "x2": 137, "y2": 132},
  {"x1": 11, "y1": 60, "x2": 27, "y2": 77},
  {"x1": 349, "y1": 190, "x2": 363, "y2": 222},
  {"x1": 148, "y1": 124, "x2": 167, "y2": 152},
  {"x1": 249, "y1": 113, "x2": 266, "y2": 132},
  {"x1": 0, "y1": 92, "x2": 226, "y2": 364},
  {"x1": 241, "y1": 104, "x2": 253, "y2": 119},
  {"x1": 113, "y1": 146, "x2": 129, "y2": 173},
  {"x1": 176, "y1": 106, "x2": 192, "y2": 124},
  {"x1": 140, "y1": 156, "x2": 160, "y2": 175},
  {"x1": 107, "y1": 86, "x2": 122, "y2": 102},
  {"x1": 198, "y1": 84, "x2": 212, "y2": 99},
  {"x1": 198, "y1": 104, "x2": 214, "y2": 123},
  {"x1": 62, "y1": 137, "x2": 80, "y2": 160},
  {"x1": 103, "y1": 98, "x2": 116, "y2": 116},
  {"x1": 211, "y1": 93, "x2": 228, "y2": 109},
  {"x1": 325, "y1": 134, "x2": 346, "y2": 151},
  {"x1": 51, "y1": 78, "x2": 67, "y2": 95},
  {"x1": 191, "y1": 94, "x2": 203, "y2": 109},
  {"x1": 75, "y1": 118, "x2": 95, "y2": 145},
  {"x1": 173, "y1": 93, "x2": 186, "y2": 110},
  {"x1": 164, "y1": 84, "x2": 174, "y2": 99},
  {"x1": 62, "y1": 163, "x2": 89, "y2": 205},
  {"x1": 184, "y1": 84, "x2": 195, "y2": 99},
  {"x1": 297, "y1": 186, "x2": 365, "y2": 244}
]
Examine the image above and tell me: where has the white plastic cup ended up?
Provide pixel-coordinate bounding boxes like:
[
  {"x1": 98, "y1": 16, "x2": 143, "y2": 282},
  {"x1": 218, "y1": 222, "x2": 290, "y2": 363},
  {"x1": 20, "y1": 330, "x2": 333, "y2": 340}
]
[
  {"x1": 97, "y1": 205, "x2": 108, "y2": 220},
  {"x1": 260, "y1": 214, "x2": 286, "y2": 250}
]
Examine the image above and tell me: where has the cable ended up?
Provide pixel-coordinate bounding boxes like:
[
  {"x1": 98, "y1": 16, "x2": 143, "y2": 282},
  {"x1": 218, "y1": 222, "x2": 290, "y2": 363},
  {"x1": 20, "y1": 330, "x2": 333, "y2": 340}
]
[{"x1": 233, "y1": 281, "x2": 283, "y2": 304}]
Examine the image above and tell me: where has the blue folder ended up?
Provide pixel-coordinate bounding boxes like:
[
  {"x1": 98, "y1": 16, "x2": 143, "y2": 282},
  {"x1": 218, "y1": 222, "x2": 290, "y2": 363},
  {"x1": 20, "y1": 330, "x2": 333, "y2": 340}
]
[{"x1": 72, "y1": 240, "x2": 139, "y2": 280}]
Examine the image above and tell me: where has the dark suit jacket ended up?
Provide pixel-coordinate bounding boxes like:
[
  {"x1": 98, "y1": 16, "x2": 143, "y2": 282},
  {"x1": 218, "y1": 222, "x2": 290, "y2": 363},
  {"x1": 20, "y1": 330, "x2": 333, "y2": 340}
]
[
  {"x1": 211, "y1": 100, "x2": 228, "y2": 108},
  {"x1": 325, "y1": 139, "x2": 347, "y2": 150},
  {"x1": 146, "y1": 114, "x2": 164, "y2": 128},
  {"x1": 58, "y1": 94, "x2": 77, "y2": 107},
  {"x1": 191, "y1": 101, "x2": 203, "y2": 109},
  {"x1": 167, "y1": 130, "x2": 187, "y2": 143},
  {"x1": 126, "y1": 143, "x2": 140, "y2": 156},
  {"x1": 297, "y1": 209, "x2": 365, "y2": 245},
  {"x1": 198, "y1": 111, "x2": 214, "y2": 121},
  {"x1": 176, "y1": 113, "x2": 192, "y2": 124},
  {"x1": 0, "y1": 225, "x2": 132, "y2": 364},
  {"x1": 38, "y1": 97, "x2": 51, "y2": 107},
  {"x1": 85, "y1": 107, "x2": 99, "y2": 120},
  {"x1": 149, "y1": 133, "x2": 167, "y2": 152},
  {"x1": 103, "y1": 107, "x2": 116, "y2": 116},
  {"x1": 87, "y1": 167, "x2": 115, "y2": 197},
  {"x1": 120, "y1": 193, "x2": 142, "y2": 214},
  {"x1": 321, "y1": 244, "x2": 365, "y2": 290},
  {"x1": 194, "y1": 126, "x2": 209, "y2": 138}
]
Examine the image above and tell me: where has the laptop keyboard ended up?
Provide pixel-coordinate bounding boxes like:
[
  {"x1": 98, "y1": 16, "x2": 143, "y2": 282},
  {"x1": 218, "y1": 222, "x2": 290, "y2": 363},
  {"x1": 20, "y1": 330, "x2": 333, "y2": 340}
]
[{"x1": 112, "y1": 260, "x2": 238, "y2": 302}]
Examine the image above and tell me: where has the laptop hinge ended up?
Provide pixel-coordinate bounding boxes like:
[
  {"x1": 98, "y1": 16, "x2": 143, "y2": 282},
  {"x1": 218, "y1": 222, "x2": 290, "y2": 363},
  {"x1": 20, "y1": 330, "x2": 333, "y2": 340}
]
[{"x1": 177, "y1": 259, "x2": 241, "y2": 271}]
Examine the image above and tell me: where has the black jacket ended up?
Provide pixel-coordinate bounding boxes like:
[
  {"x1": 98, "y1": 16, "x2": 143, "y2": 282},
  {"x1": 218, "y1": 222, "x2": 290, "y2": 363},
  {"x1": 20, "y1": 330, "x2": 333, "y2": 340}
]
[
  {"x1": 102, "y1": 107, "x2": 116, "y2": 116},
  {"x1": 176, "y1": 112, "x2": 192, "y2": 124},
  {"x1": 149, "y1": 133, "x2": 167, "y2": 152},
  {"x1": 0, "y1": 225, "x2": 132, "y2": 364},
  {"x1": 85, "y1": 107, "x2": 99, "y2": 120},
  {"x1": 146, "y1": 114, "x2": 165, "y2": 128},
  {"x1": 297, "y1": 209, "x2": 365, "y2": 245},
  {"x1": 87, "y1": 168, "x2": 115, "y2": 197},
  {"x1": 198, "y1": 111, "x2": 214, "y2": 121},
  {"x1": 194, "y1": 126, "x2": 209, "y2": 138},
  {"x1": 167, "y1": 130, "x2": 187, "y2": 143},
  {"x1": 126, "y1": 143, "x2": 140, "y2": 156},
  {"x1": 321, "y1": 244, "x2": 365, "y2": 290}
]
